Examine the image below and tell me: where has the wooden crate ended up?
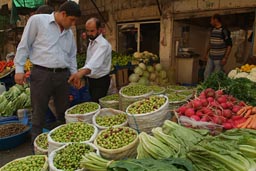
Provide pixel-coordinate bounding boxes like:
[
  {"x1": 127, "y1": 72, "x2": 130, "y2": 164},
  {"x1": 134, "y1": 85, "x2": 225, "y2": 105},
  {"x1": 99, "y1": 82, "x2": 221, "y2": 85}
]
[{"x1": 116, "y1": 68, "x2": 129, "y2": 88}]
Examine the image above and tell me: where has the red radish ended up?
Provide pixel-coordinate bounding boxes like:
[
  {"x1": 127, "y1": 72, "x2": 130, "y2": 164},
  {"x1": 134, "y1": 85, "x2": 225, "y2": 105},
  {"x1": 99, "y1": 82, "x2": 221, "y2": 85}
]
[
  {"x1": 232, "y1": 105, "x2": 241, "y2": 113},
  {"x1": 229, "y1": 96, "x2": 237, "y2": 102},
  {"x1": 220, "y1": 103, "x2": 228, "y2": 109},
  {"x1": 231, "y1": 115, "x2": 243, "y2": 120},
  {"x1": 216, "y1": 109, "x2": 222, "y2": 116},
  {"x1": 185, "y1": 108, "x2": 195, "y2": 117},
  {"x1": 215, "y1": 89, "x2": 224, "y2": 97},
  {"x1": 223, "y1": 122, "x2": 233, "y2": 129},
  {"x1": 222, "y1": 109, "x2": 232, "y2": 118},
  {"x1": 217, "y1": 96, "x2": 227, "y2": 104},
  {"x1": 207, "y1": 97, "x2": 214, "y2": 102},
  {"x1": 238, "y1": 101, "x2": 246, "y2": 107},
  {"x1": 200, "y1": 99, "x2": 208, "y2": 107},
  {"x1": 205, "y1": 88, "x2": 215, "y2": 98},
  {"x1": 234, "y1": 118, "x2": 247, "y2": 127},
  {"x1": 201, "y1": 116, "x2": 209, "y2": 122},
  {"x1": 192, "y1": 100, "x2": 202, "y2": 110},
  {"x1": 196, "y1": 111, "x2": 204, "y2": 117},
  {"x1": 226, "y1": 102, "x2": 233, "y2": 109},
  {"x1": 178, "y1": 106, "x2": 187, "y2": 114},
  {"x1": 190, "y1": 115, "x2": 200, "y2": 121},
  {"x1": 201, "y1": 107, "x2": 212, "y2": 114},
  {"x1": 220, "y1": 116, "x2": 227, "y2": 123},
  {"x1": 210, "y1": 101, "x2": 219, "y2": 107},
  {"x1": 212, "y1": 116, "x2": 222, "y2": 124}
]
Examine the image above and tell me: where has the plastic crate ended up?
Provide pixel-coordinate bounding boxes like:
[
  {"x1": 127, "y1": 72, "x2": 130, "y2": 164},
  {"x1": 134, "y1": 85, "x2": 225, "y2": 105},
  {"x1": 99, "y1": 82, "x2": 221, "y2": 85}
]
[{"x1": 0, "y1": 121, "x2": 31, "y2": 150}]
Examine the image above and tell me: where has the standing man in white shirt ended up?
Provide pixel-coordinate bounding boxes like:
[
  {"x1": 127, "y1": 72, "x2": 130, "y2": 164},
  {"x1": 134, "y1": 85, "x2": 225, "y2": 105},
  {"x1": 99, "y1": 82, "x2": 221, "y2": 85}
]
[
  {"x1": 69, "y1": 17, "x2": 112, "y2": 103},
  {"x1": 14, "y1": 1, "x2": 81, "y2": 141}
]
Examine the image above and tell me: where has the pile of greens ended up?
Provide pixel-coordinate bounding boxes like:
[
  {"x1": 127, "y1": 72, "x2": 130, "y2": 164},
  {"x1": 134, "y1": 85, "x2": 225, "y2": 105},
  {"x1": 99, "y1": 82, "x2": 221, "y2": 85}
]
[{"x1": 198, "y1": 72, "x2": 256, "y2": 106}]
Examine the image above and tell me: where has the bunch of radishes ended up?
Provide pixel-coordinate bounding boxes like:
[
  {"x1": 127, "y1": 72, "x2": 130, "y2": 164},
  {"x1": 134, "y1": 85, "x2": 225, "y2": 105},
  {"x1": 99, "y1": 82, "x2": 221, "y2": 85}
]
[{"x1": 177, "y1": 88, "x2": 247, "y2": 129}]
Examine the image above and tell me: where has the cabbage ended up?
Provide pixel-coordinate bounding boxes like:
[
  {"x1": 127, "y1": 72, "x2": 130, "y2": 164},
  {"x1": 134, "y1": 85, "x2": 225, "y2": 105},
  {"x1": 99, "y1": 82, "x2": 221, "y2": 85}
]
[
  {"x1": 134, "y1": 66, "x2": 143, "y2": 76},
  {"x1": 147, "y1": 66, "x2": 154, "y2": 73},
  {"x1": 234, "y1": 72, "x2": 248, "y2": 79},
  {"x1": 133, "y1": 52, "x2": 141, "y2": 59},
  {"x1": 129, "y1": 73, "x2": 140, "y2": 82},
  {"x1": 138, "y1": 77, "x2": 149, "y2": 85},
  {"x1": 160, "y1": 70, "x2": 167, "y2": 79},
  {"x1": 155, "y1": 63, "x2": 162, "y2": 71},
  {"x1": 149, "y1": 73, "x2": 157, "y2": 81},
  {"x1": 143, "y1": 71, "x2": 150, "y2": 78},
  {"x1": 139, "y1": 63, "x2": 146, "y2": 70},
  {"x1": 228, "y1": 69, "x2": 237, "y2": 78}
]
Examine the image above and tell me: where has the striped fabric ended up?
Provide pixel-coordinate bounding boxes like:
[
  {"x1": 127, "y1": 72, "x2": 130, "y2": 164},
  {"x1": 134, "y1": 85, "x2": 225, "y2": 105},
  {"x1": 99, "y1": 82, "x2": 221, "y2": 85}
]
[{"x1": 209, "y1": 27, "x2": 227, "y2": 60}]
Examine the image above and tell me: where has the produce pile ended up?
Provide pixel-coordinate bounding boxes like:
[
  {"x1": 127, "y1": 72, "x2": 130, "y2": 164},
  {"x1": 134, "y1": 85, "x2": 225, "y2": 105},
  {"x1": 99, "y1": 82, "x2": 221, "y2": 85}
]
[
  {"x1": 112, "y1": 51, "x2": 133, "y2": 67},
  {"x1": 96, "y1": 113, "x2": 127, "y2": 127},
  {"x1": 24, "y1": 59, "x2": 32, "y2": 71},
  {"x1": 149, "y1": 85, "x2": 166, "y2": 95},
  {"x1": 235, "y1": 105, "x2": 256, "y2": 129},
  {"x1": 96, "y1": 127, "x2": 137, "y2": 149},
  {"x1": 198, "y1": 72, "x2": 256, "y2": 106},
  {"x1": 177, "y1": 88, "x2": 246, "y2": 130},
  {"x1": 127, "y1": 96, "x2": 166, "y2": 114},
  {"x1": 0, "y1": 155, "x2": 47, "y2": 171},
  {"x1": 80, "y1": 120, "x2": 256, "y2": 171},
  {"x1": 53, "y1": 143, "x2": 95, "y2": 170},
  {"x1": 129, "y1": 63, "x2": 169, "y2": 86},
  {"x1": 120, "y1": 84, "x2": 151, "y2": 96},
  {"x1": 99, "y1": 94, "x2": 119, "y2": 102},
  {"x1": 50, "y1": 122, "x2": 95, "y2": 143},
  {"x1": 35, "y1": 133, "x2": 48, "y2": 150},
  {"x1": 67, "y1": 102, "x2": 99, "y2": 114},
  {"x1": 0, "y1": 84, "x2": 31, "y2": 116},
  {"x1": 0, "y1": 60, "x2": 14, "y2": 77},
  {"x1": 0, "y1": 123, "x2": 28, "y2": 138},
  {"x1": 132, "y1": 51, "x2": 159, "y2": 64}
]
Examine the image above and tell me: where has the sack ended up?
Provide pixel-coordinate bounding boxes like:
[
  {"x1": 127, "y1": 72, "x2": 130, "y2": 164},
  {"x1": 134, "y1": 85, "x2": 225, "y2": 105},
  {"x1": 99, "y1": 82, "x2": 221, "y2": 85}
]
[
  {"x1": 34, "y1": 132, "x2": 48, "y2": 155},
  {"x1": 0, "y1": 155, "x2": 48, "y2": 171},
  {"x1": 47, "y1": 123, "x2": 98, "y2": 155},
  {"x1": 48, "y1": 142, "x2": 99, "y2": 171},
  {"x1": 179, "y1": 115, "x2": 223, "y2": 135},
  {"x1": 99, "y1": 94, "x2": 119, "y2": 110},
  {"x1": 94, "y1": 128, "x2": 139, "y2": 160},
  {"x1": 92, "y1": 108, "x2": 128, "y2": 131},
  {"x1": 119, "y1": 86, "x2": 153, "y2": 111},
  {"x1": 126, "y1": 95, "x2": 169, "y2": 134},
  {"x1": 65, "y1": 103, "x2": 100, "y2": 123}
]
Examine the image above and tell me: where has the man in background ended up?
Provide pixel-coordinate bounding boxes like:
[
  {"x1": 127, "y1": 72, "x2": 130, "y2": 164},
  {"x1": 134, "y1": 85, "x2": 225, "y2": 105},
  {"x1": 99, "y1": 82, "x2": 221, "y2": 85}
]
[
  {"x1": 69, "y1": 17, "x2": 112, "y2": 103},
  {"x1": 204, "y1": 14, "x2": 232, "y2": 80}
]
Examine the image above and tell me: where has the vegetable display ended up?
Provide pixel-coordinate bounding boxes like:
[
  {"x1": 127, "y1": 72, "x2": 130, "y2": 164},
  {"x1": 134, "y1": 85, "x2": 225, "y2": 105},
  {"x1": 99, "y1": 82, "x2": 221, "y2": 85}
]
[
  {"x1": 0, "y1": 155, "x2": 47, "y2": 171},
  {"x1": 177, "y1": 88, "x2": 246, "y2": 130},
  {"x1": 129, "y1": 63, "x2": 169, "y2": 86},
  {"x1": 53, "y1": 143, "x2": 95, "y2": 171},
  {"x1": 99, "y1": 94, "x2": 119, "y2": 101},
  {"x1": 149, "y1": 85, "x2": 165, "y2": 94},
  {"x1": 0, "y1": 123, "x2": 28, "y2": 138},
  {"x1": 132, "y1": 51, "x2": 159, "y2": 64},
  {"x1": 96, "y1": 113, "x2": 127, "y2": 127},
  {"x1": 50, "y1": 122, "x2": 95, "y2": 143},
  {"x1": 96, "y1": 127, "x2": 137, "y2": 149},
  {"x1": 235, "y1": 105, "x2": 256, "y2": 129},
  {"x1": 198, "y1": 72, "x2": 256, "y2": 106},
  {"x1": 35, "y1": 133, "x2": 48, "y2": 150},
  {"x1": 67, "y1": 102, "x2": 99, "y2": 114},
  {"x1": 0, "y1": 84, "x2": 31, "y2": 116},
  {"x1": 127, "y1": 96, "x2": 166, "y2": 114},
  {"x1": 120, "y1": 84, "x2": 151, "y2": 96},
  {"x1": 0, "y1": 60, "x2": 14, "y2": 77}
]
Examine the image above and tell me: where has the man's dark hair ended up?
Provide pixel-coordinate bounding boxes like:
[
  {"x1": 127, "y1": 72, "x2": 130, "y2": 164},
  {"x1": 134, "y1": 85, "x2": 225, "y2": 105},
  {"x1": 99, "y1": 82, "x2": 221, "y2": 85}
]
[
  {"x1": 35, "y1": 5, "x2": 54, "y2": 14},
  {"x1": 58, "y1": 1, "x2": 81, "y2": 17},
  {"x1": 212, "y1": 14, "x2": 222, "y2": 23}
]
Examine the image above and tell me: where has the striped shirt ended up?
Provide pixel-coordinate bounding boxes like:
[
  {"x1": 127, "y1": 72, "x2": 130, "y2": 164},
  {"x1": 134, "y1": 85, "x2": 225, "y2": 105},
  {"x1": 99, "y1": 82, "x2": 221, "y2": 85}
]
[{"x1": 209, "y1": 27, "x2": 228, "y2": 60}]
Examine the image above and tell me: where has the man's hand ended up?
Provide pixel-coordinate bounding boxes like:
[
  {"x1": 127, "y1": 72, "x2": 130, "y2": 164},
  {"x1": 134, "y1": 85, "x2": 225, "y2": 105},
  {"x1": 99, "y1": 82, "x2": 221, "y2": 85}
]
[
  {"x1": 15, "y1": 73, "x2": 26, "y2": 85},
  {"x1": 221, "y1": 58, "x2": 228, "y2": 66},
  {"x1": 68, "y1": 71, "x2": 85, "y2": 89}
]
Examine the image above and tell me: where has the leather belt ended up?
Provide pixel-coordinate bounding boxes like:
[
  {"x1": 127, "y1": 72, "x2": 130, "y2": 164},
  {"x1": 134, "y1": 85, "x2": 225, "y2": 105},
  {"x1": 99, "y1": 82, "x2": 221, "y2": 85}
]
[{"x1": 33, "y1": 65, "x2": 68, "y2": 73}]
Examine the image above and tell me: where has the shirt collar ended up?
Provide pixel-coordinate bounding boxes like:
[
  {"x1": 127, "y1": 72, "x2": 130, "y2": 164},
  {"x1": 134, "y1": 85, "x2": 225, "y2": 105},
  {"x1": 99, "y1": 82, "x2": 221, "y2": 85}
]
[
  {"x1": 90, "y1": 34, "x2": 103, "y2": 43},
  {"x1": 49, "y1": 13, "x2": 55, "y2": 24}
]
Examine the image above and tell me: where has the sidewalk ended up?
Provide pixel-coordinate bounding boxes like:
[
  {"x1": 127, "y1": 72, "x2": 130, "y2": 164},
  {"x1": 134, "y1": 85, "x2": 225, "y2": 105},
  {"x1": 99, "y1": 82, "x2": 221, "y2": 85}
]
[{"x1": 0, "y1": 135, "x2": 33, "y2": 167}]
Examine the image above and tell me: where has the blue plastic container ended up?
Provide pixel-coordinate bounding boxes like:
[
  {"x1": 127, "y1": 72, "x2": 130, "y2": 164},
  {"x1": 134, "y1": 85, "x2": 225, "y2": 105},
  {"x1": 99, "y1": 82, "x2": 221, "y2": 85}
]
[
  {"x1": 0, "y1": 121, "x2": 31, "y2": 150},
  {"x1": 0, "y1": 116, "x2": 18, "y2": 123}
]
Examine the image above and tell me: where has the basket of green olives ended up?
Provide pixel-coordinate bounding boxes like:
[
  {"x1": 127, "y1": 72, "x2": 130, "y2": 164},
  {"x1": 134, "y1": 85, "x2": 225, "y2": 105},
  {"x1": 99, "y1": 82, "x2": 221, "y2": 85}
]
[
  {"x1": 65, "y1": 102, "x2": 100, "y2": 123},
  {"x1": 94, "y1": 127, "x2": 139, "y2": 160},
  {"x1": 48, "y1": 142, "x2": 99, "y2": 171},
  {"x1": 92, "y1": 108, "x2": 128, "y2": 130},
  {"x1": 34, "y1": 132, "x2": 48, "y2": 155},
  {"x1": 0, "y1": 155, "x2": 48, "y2": 171},
  {"x1": 99, "y1": 94, "x2": 119, "y2": 110},
  {"x1": 47, "y1": 122, "x2": 98, "y2": 154}
]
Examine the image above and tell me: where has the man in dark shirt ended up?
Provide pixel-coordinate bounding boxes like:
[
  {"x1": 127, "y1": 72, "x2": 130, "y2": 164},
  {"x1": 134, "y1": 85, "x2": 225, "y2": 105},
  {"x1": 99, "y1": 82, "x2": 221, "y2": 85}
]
[{"x1": 204, "y1": 14, "x2": 232, "y2": 80}]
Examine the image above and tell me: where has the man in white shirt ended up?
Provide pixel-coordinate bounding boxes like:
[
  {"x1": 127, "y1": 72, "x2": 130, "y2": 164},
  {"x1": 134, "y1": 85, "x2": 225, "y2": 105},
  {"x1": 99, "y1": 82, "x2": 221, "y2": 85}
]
[
  {"x1": 69, "y1": 17, "x2": 112, "y2": 102},
  {"x1": 14, "y1": 1, "x2": 81, "y2": 141}
]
